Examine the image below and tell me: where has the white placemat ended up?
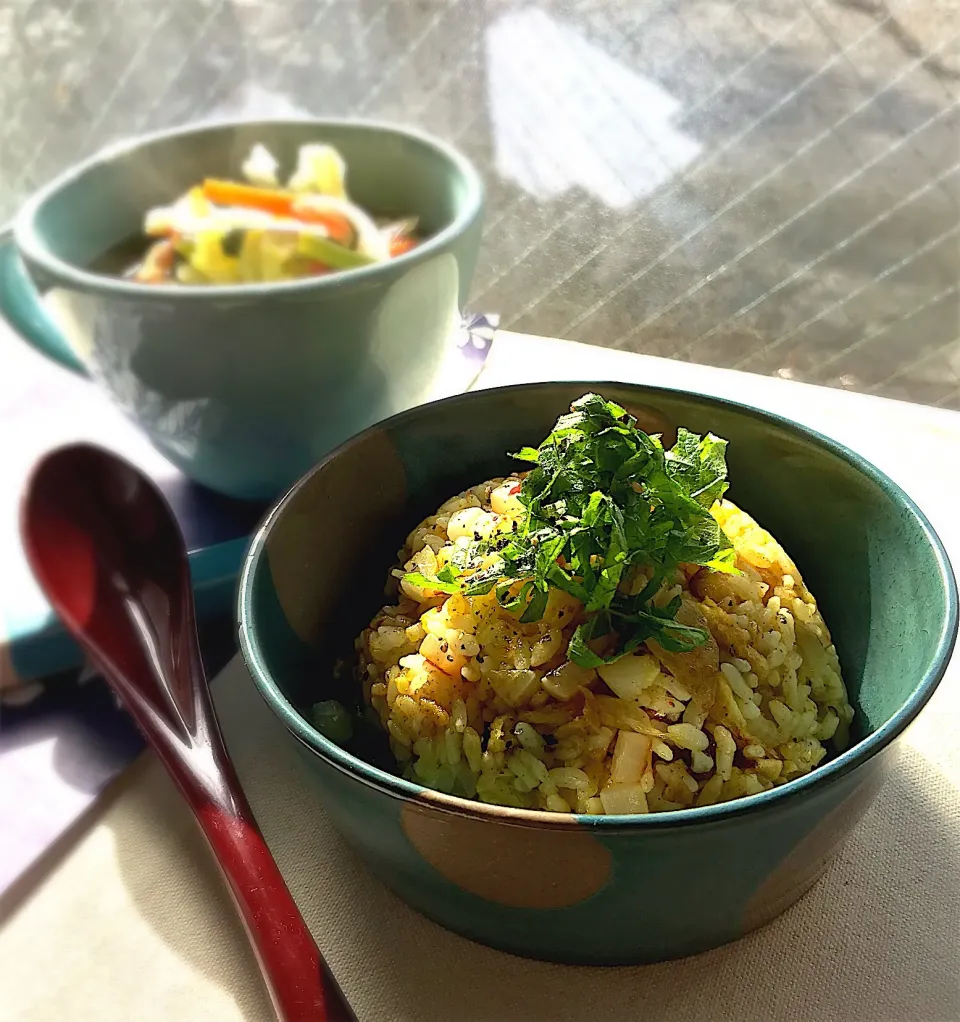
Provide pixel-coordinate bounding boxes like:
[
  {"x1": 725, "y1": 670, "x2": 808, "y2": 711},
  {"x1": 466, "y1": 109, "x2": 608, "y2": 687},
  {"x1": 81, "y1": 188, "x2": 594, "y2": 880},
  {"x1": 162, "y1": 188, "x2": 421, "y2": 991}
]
[{"x1": 2, "y1": 334, "x2": 958, "y2": 1021}]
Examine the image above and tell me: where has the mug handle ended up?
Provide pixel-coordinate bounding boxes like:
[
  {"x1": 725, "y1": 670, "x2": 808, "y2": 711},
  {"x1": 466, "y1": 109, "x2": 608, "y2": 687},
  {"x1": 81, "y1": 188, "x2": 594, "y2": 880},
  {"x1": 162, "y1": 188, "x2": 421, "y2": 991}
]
[{"x1": 0, "y1": 224, "x2": 88, "y2": 377}]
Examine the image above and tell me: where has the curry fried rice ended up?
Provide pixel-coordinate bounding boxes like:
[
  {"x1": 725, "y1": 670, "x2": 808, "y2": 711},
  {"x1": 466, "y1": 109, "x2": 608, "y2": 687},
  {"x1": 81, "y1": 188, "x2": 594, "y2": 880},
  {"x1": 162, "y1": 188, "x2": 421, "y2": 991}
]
[{"x1": 358, "y1": 480, "x2": 855, "y2": 815}]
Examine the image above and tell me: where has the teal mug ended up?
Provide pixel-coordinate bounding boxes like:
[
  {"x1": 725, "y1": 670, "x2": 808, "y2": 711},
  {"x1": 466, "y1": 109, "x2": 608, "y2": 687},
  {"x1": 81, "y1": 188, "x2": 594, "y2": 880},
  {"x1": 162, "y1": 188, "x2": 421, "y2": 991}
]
[
  {"x1": 239, "y1": 381, "x2": 958, "y2": 963},
  {"x1": 0, "y1": 119, "x2": 484, "y2": 500}
]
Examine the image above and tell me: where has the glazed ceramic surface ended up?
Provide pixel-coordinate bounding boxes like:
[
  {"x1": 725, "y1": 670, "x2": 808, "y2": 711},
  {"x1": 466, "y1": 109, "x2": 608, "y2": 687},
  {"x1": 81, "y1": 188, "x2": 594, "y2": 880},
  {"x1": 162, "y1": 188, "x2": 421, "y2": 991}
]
[
  {"x1": 0, "y1": 119, "x2": 484, "y2": 501},
  {"x1": 239, "y1": 382, "x2": 957, "y2": 964}
]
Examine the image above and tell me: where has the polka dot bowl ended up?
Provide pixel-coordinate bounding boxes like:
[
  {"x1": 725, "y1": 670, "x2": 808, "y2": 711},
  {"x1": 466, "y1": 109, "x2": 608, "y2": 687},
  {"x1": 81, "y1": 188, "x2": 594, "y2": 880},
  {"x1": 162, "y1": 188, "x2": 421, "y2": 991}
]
[{"x1": 238, "y1": 381, "x2": 956, "y2": 963}]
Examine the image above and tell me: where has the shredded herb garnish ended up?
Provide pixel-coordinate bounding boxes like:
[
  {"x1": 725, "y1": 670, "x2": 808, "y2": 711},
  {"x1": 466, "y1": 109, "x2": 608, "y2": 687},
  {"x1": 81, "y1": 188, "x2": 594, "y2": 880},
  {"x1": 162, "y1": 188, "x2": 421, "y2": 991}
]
[{"x1": 404, "y1": 393, "x2": 738, "y2": 667}]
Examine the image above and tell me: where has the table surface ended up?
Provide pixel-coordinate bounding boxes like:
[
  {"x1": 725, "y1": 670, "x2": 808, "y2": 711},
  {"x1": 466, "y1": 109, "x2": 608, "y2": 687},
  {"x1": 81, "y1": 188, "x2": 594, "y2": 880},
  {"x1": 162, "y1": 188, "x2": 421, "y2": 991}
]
[{"x1": 2, "y1": 332, "x2": 959, "y2": 1022}]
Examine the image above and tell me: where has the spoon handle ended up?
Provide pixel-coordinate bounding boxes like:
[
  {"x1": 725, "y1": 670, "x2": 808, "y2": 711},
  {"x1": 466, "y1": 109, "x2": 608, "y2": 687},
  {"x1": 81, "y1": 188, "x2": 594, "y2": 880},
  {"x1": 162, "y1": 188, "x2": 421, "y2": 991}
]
[
  {"x1": 118, "y1": 670, "x2": 355, "y2": 1022},
  {"x1": 190, "y1": 769, "x2": 355, "y2": 1022}
]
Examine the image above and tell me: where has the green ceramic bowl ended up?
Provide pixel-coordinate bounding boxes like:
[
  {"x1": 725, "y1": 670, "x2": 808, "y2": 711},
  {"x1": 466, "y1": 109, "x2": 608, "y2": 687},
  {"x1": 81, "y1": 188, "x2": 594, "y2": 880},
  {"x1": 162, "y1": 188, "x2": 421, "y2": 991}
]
[
  {"x1": 239, "y1": 381, "x2": 957, "y2": 964},
  {"x1": 0, "y1": 118, "x2": 484, "y2": 500}
]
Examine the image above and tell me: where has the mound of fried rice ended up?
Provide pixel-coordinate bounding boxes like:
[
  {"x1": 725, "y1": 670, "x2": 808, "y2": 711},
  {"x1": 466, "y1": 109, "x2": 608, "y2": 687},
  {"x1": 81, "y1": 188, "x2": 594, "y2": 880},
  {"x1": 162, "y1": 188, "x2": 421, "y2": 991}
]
[{"x1": 358, "y1": 477, "x2": 855, "y2": 815}]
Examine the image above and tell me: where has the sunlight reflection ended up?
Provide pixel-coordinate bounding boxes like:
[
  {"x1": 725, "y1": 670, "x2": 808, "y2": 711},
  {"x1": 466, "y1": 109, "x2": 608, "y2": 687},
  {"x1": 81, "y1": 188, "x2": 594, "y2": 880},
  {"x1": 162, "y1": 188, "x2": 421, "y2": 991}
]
[{"x1": 485, "y1": 7, "x2": 701, "y2": 208}]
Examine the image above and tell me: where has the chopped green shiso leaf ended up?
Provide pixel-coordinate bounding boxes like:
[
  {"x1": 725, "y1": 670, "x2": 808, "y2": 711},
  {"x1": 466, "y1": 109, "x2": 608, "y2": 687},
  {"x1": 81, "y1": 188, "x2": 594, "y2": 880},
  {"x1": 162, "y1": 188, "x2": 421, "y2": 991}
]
[{"x1": 403, "y1": 393, "x2": 738, "y2": 668}]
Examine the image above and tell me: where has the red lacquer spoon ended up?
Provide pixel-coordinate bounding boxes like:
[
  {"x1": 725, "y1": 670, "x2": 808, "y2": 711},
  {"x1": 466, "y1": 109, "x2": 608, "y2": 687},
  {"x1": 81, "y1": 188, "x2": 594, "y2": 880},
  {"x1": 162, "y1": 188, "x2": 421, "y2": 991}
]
[{"x1": 20, "y1": 443, "x2": 355, "y2": 1022}]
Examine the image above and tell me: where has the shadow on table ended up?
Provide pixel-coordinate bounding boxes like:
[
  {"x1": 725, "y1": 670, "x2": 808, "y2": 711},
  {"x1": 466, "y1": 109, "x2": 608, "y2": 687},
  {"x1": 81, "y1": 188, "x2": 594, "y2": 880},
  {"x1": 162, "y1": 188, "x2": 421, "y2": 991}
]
[
  {"x1": 0, "y1": 677, "x2": 143, "y2": 796},
  {"x1": 102, "y1": 756, "x2": 274, "y2": 1019},
  {"x1": 105, "y1": 660, "x2": 960, "y2": 1022}
]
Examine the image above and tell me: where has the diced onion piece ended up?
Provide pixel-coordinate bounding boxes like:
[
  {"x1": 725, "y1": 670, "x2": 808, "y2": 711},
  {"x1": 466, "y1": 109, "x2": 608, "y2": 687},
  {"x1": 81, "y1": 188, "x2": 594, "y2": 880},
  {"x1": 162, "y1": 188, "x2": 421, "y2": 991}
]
[
  {"x1": 490, "y1": 481, "x2": 525, "y2": 517},
  {"x1": 447, "y1": 506, "x2": 484, "y2": 541},
  {"x1": 609, "y1": 731, "x2": 652, "y2": 785},
  {"x1": 488, "y1": 669, "x2": 540, "y2": 707},
  {"x1": 420, "y1": 632, "x2": 467, "y2": 678},
  {"x1": 406, "y1": 657, "x2": 468, "y2": 712},
  {"x1": 599, "y1": 782, "x2": 649, "y2": 815},
  {"x1": 419, "y1": 606, "x2": 449, "y2": 638},
  {"x1": 598, "y1": 653, "x2": 661, "y2": 701},
  {"x1": 530, "y1": 630, "x2": 561, "y2": 668},
  {"x1": 471, "y1": 511, "x2": 501, "y2": 541},
  {"x1": 542, "y1": 661, "x2": 595, "y2": 701}
]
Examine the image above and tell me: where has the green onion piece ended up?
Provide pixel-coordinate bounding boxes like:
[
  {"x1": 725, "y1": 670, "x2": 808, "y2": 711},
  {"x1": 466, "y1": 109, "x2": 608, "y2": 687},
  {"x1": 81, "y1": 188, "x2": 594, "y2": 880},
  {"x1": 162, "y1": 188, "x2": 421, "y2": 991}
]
[
  {"x1": 297, "y1": 233, "x2": 378, "y2": 270},
  {"x1": 308, "y1": 700, "x2": 354, "y2": 744}
]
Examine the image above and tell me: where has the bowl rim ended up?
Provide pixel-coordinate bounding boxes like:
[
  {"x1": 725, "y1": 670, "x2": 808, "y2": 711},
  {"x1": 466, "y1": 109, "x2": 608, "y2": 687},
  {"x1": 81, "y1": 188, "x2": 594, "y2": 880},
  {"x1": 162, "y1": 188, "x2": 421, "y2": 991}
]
[
  {"x1": 238, "y1": 380, "x2": 959, "y2": 831},
  {"x1": 13, "y1": 116, "x2": 484, "y2": 300}
]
